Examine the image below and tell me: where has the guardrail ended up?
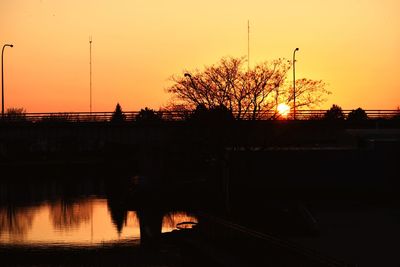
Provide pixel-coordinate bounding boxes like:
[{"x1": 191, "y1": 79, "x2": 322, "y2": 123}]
[{"x1": 0, "y1": 110, "x2": 399, "y2": 122}]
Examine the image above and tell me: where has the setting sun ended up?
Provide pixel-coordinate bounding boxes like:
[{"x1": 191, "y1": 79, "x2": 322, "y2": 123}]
[{"x1": 277, "y1": 103, "x2": 290, "y2": 117}]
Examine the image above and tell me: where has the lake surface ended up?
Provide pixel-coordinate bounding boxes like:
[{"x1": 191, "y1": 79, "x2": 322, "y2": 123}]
[
  {"x1": 0, "y1": 175, "x2": 197, "y2": 247},
  {"x1": 2, "y1": 165, "x2": 399, "y2": 267}
]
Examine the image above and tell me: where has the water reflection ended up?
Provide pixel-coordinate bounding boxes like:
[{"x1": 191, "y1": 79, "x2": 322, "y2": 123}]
[
  {"x1": 0, "y1": 206, "x2": 35, "y2": 239},
  {"x1": 162, "y1": 211, "x2": 198, "y2": 232},
  {"x1": 107, "y1": 198, "x2": 128, "y2": 234},
  {"x1": 0, "y1": 198, "x2": 197, "y2": 246},
  {"x1": 50, "y1": 200, "x2": 91, "y2": 230},
  {"x1": 0, "y1": 174, "x2": 199, "y2": 247}
]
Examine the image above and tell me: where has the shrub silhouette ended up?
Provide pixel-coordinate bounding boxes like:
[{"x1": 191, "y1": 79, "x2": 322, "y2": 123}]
[
  {"x1": 347, "y1": 108, "x2": 368, "y2": 122},
  {"x1": 40, "y1": 113, "x2": 72, "y2": 123},
  {"x1": 135, "y1": 107, "x2": 163, "y2": 122},
  {"x1": 190, "y1": 104, "x2": 208, "y2": 121},
  {"x1": 190, "y1": 104, "x2": 234, "y2": 123},
  {"x1": 324, "y1": 104, "x2": 345, "y2": 120},
  {"x1": 111, "y1": 103, "x2": 126, "y2": 123},
  {"x1": 5, "y1": 108, "x2": 27, "y2": 121},
  {"x1": 393, "y1": 107, "x2": 400, "y2": 120}
]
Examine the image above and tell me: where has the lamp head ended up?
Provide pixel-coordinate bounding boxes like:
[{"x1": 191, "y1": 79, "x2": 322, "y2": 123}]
[
  {"x1": 295, "y1": 47, "x2": 299, "y2": 51},
  {"x1": 10, "y1": 45, "x2": 13, "y2": 48}
]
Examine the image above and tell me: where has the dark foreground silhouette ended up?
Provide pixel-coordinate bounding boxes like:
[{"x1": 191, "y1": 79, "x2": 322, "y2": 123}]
[
  {"x1": 0, "y1": 119, "x2": 399, "y2": 266},
  {"x1": 0, "y1": 150, "x2": 399, "y2": 267}
]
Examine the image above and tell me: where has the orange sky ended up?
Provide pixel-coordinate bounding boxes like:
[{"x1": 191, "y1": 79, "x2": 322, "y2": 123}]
[{"x1": 1, "y1": 0, "x2": 399, "y2": 112}]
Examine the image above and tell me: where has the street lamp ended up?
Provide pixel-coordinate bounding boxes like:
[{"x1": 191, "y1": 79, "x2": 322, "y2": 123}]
[
  {"x1": 293, "y1": 47, "x2": 299, "y2": 120},
  {"x1": 184, "y1": 73, "x2": 196, "y2": 89},
  {"x1": 2, "y1": 44, "x2": 13, "y2": 118}
]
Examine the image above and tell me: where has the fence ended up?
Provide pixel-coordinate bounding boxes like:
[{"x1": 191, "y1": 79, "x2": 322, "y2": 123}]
[{"x1": 0, "y1": 110, "x2": 399, "y2": 123}]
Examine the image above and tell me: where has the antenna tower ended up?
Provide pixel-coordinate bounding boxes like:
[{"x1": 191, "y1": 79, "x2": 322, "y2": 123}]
[
  {"x1": 247, "y1": 20, "x2": 250, "y2": 72},
  {"x1": 89, "y1": 36, "x2": 92, "y2": 113}
]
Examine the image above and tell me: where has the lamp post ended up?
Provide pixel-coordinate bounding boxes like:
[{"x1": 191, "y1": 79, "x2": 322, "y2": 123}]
[
  {"x1": 293, "y1": 47, "x2": 299, "y2": 120},
  {"x1": 184, "y1": 72, "x2": 193, "y2": 82},
  {"x1": 2, "y1": 44, "x2": 13, "y2": 118},
  {"x1": 184, "y1": 72, "x2": 197, "y2": 90}
]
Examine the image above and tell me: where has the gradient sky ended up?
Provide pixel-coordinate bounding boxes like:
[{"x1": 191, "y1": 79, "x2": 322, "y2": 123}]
[{"x1": 1, "y1": 0, "x2": 399, "y2": 112}]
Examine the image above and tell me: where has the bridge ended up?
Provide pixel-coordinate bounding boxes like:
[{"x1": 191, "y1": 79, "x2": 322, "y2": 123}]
[{"x1": 1, "y1": 109, "x2": 399, "y2": 122}]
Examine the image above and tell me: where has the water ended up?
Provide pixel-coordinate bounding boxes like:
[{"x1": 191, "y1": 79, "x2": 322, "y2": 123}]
[
  {"x1": 0, "y1": 176, "x2": 197, "y2": 247},
  {"x1": 2, "y1": 169, "x2": 400, "y2": 266}
]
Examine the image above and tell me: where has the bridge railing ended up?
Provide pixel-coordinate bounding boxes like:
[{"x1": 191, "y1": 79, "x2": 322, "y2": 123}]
[{"x1": 0, "y1": 110, "x2": 399, "y2": 123}]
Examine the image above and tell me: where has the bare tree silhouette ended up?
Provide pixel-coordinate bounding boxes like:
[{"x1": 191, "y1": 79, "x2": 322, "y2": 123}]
[{"x1": 167, "y1": 57, "x2": 330, "y2": 119}]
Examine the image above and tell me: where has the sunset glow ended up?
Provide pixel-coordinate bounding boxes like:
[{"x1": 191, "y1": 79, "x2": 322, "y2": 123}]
[{"x1": 1, "y1": 0, "x2": 399, "y2": 112}]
